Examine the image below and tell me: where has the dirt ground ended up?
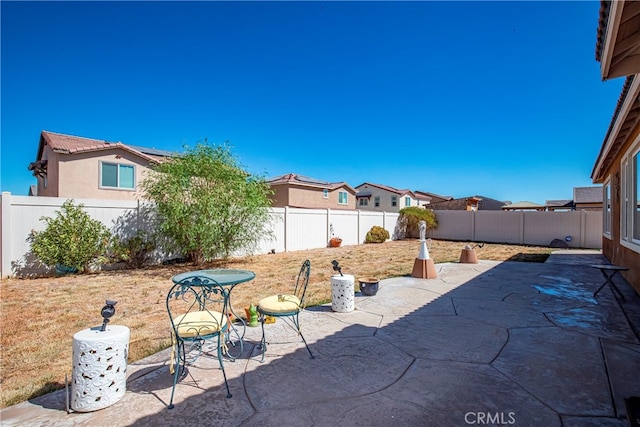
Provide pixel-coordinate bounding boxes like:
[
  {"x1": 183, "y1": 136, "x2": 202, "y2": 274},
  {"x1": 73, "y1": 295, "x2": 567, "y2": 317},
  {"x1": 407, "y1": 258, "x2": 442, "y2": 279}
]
[{"x1": 0, "y1": 239, "x2": 553, "y2": 407}]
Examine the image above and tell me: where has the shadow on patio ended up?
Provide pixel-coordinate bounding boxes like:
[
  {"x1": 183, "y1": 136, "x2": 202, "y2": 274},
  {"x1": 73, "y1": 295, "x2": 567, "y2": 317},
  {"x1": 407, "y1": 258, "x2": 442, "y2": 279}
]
[{"x1": 2, "y1": 251, "x2": 639, "y2": 426}]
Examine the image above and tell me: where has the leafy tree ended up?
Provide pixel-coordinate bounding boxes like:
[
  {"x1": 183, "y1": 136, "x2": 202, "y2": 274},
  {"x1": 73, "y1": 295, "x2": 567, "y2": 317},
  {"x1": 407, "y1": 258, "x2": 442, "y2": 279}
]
[
  {"x1": 28, "y1": 200, "x2": 111, "y2": 271},
  {"x1": 141, "y1": 141, "x2": 273, "y2": 264},
  {"x1": 397, "y1": 207, "x2": 438, "y2": 239}
]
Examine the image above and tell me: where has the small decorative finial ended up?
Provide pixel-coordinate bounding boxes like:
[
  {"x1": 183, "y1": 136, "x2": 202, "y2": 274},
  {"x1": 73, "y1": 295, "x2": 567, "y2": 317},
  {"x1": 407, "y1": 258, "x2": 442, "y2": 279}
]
[
  {"x1": 331, "y1": 260, "x2": 343, "y2": 276},
  {"x1": 100, "y1": 300, "x2": 117, "y2": 332}
]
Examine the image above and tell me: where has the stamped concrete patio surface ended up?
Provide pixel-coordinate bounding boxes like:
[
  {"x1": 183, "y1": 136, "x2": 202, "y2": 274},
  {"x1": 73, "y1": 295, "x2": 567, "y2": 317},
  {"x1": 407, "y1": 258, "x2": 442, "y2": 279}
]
[{"x1": 2, "y1": 250, "x2": 640, "y2": 426}]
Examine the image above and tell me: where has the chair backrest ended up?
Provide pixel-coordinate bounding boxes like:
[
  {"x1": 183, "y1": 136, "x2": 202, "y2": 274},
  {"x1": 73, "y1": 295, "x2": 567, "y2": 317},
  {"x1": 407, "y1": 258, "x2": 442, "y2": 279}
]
[
  {"x1": 166, "y1": 276, "x2": 227, "y2": 338},
  {"x1": 292, "y1": 260, "x2": 311, "y2": 307}
]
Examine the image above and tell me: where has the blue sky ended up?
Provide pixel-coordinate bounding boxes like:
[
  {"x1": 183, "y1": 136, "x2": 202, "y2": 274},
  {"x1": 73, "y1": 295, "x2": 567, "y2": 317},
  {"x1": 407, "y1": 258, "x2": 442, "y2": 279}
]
[{"x1": 1, "y1": 1, "x2": 625, "y2": 204}]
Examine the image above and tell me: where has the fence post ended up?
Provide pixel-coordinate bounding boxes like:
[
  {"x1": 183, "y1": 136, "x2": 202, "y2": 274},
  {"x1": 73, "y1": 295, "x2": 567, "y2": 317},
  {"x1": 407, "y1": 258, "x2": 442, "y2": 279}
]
[
  {"x1": 519, "y1": 212, "x2": 525, "y2": 245},
  {"x1": 471, "y1": 211, "x2": 476, "y2": 241},
  {"x1": 1, "y1": 192, "x2": 12, "y2": 278},
  {"x1": 284, "y1": 206, "x2": 289, "y2": 253},
  {"x1": 580, "y1": 210, "x2": 586, "y2": 248},
  {"x1": 384, "y1": 211, "x2": 388, "y2": 231},
  {"x1": 136, "y1": 199, "x2": 141, "y2": 233}
]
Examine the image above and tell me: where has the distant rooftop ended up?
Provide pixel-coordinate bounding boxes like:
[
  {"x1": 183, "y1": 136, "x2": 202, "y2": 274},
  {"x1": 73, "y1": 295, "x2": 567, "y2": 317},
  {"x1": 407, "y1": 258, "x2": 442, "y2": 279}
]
[
  {"x1": 574, "y1": 186, "x2": 602, "y2": 204},
  {"x1": 267, "y1": 173, "x2": 353, "y2": 191}
]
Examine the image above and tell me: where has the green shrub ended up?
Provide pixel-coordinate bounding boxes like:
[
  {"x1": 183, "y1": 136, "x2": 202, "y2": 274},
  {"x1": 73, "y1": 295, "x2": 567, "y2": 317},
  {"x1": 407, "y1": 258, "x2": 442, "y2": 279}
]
[
  {"x1": 365, "y1": 226, "x2": 390, "y2": 243},
  {"x1": 110, "y1": 231, "x2": 156, "y2": 269},
  {"x1": 28, "y1": 200, "x2": 111, "y2": 272},
  {"x1": 398, "y1": 207, "x2": 438, "y2": 238}
]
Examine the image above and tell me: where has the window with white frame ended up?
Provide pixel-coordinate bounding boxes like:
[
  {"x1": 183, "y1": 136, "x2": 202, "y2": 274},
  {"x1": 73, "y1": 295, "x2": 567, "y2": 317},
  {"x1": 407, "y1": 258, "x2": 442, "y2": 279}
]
[
  {"x1": 391, "y1": 196, "x2": 397, "y2": 207},
  {"x1": 101, "y1": 162, "x2": 135, "y2": 189},
  {"x1": 620, "y1": 137, "x2": 640, "y2": 250},
  {"x1": 405, "y1": 196, "x2": 411, "y2": 207},
  {"x1": 338, "y1": 191, "x2": 348, "y2": 205},
  {"x1": 359, "y1": 198, "x2": 368, "y2": 206},
  {"x1": 603, "y1": 180, "x2": 611, "y2": 236},
  {"x1": 634, "y1": 148, "x2": 640, "y2": 241},
  {"x1": 374, "y1": 196, "x2": 380, "y2": 207},
  {"x1": 323, "y1": 189, "x2": 329, "y2": 199}
]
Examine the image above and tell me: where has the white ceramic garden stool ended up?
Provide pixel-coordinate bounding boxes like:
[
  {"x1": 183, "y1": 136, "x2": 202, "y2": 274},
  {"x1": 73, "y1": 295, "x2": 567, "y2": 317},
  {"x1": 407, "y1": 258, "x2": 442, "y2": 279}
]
[
  {"x1": 71, "y1": 325, "x2": 130, "y2": 412},
  {"x1": 331, "y1": 274, "x2": 354, "y2": 313}
]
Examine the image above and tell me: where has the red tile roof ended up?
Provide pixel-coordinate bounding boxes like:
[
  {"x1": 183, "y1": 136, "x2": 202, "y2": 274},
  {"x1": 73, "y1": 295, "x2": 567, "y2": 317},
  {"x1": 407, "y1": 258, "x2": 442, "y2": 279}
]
[
  {"x1": 37, "y1": 131, "x2": 170, "y2": 163},
  {"x1": 267, "y1": 173, "x2": 355, "y2": 191},
  {"x1": 41, "y1": 131, "x2": 115, "y2": 153}
]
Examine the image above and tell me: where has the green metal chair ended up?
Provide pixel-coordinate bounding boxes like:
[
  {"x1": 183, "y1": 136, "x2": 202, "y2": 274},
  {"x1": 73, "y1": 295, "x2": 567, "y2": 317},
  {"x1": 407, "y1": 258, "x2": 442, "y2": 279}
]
[
  {"x1": 257, "y1": 259, "x2": 314, "y2": 362},
  {"x1": 166, "y1": 276, "x2": 232, "y2": 409}
]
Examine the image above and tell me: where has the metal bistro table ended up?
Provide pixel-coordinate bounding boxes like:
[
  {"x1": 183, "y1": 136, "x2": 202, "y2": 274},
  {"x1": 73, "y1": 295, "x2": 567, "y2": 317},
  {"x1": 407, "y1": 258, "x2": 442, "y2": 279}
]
[
  {"x1": 592, "y1": 264, "x2": 629, "y2": 301},
  {"x1": 171, "y1": 269, "x2": 255, "y2": 359}
]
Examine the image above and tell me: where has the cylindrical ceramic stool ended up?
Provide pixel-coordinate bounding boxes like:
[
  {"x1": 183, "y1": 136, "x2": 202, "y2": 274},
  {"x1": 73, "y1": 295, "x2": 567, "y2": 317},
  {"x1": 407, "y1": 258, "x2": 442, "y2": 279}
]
[
  {"x1": 71, "y1": 325, "x2": 130, "y2": 412},
  {"x1": 331, "y1": 274, "x2": 354, "y2": 313}
]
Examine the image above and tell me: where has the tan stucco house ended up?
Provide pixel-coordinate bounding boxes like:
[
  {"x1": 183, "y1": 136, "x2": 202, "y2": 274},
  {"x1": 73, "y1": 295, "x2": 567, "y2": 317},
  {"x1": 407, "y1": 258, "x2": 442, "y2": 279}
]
[
  {"x1": 266, "y1": 173, "x2": 356, "y2": 209},
  {"x1": 592, "y1": 0, "x2": 640, "y2": 293},
  {"x1": 355, "y1": 182, "x2": 422, "y2": 212},
  {"x1": 28, "y1": 131, "x2": 172, "y2": 200}
]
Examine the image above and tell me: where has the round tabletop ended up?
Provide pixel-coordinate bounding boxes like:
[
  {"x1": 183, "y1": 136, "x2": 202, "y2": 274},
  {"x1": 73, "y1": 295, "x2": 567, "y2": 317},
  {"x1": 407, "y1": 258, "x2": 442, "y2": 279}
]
[
  {"x1": 591, "y1": 264, "x2": 629, "y2": 271},
  {"x1": 171, "y1": 269, "x2": 255, "y2": 286}
]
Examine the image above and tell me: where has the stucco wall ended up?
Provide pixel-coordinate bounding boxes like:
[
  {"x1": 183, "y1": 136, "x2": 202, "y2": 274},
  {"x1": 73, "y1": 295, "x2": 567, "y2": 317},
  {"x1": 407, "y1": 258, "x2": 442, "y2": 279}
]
[
  {"x1": 270, "y1": 186, "x2": 290, "y2": 207},
  {"x1": 602, "y1": 121, "x2": 640, "y2": 294},
  {"x1": 356, "y1": 185, "x2": 418, "y2": 212},
  {"x1": 271, "y1": 185, "x2": 355, "y2": 209},
  {"x1": 56, "y1": 148, "x2": 153, "y2": 200},
  {"x1": 37, "y1": 146, "x2": 59, "y2": 197}
]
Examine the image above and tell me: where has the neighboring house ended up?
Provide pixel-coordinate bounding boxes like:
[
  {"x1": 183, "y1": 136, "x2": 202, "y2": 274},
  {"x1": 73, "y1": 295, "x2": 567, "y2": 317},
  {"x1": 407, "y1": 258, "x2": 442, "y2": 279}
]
[
  {"x1": 430, "y1": 195, "x2": 505, "y2": 211},
  {"x1": 354, "y1": 183, "x2": 420, "y2": 212},
  {"x1": 545, "y1": 199, "x2": 574, "y2": 212},
  {"x1": 266, "y1": 173, "x2": 356, "y2": 210},
  {"x1": 28, "y1": 130, "x2": 173, "y2": 200},
  {"x1": 545, "y1": 186, "x2": 603, "y2": 211},
  {"x1": 592, "y1": 0, "x2": 640, "y2": 293},
  {"x1": 414, "y1": 190, "x2": 453, "y2": 207},
  {"x1": 574, "y1": 186, "x2": 603, "y2": 211},
  {"x1": 501, "y1": 201, "x2": 546, "y2": 211}
]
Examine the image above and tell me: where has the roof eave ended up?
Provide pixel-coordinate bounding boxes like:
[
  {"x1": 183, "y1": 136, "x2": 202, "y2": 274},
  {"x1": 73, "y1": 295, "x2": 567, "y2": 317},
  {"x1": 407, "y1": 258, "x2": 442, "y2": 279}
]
[
  {"x1": 600, "y1": 0, "x2": 624, "y2": 80},
  {"x1": 591, "y1": 76, "x2": 640, "y2": 183}
]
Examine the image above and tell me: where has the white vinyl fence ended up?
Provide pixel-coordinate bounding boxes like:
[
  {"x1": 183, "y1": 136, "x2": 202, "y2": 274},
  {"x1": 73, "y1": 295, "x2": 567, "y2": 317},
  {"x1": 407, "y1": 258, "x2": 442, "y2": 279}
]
[
  {"x1": 0, "y1": 193, "x2": 603, "y2": 278},
  {"x1": 429, "y1": 210, "x2": 602, "y2": 249},
  {"x1": 0, "y1": 193, "x2": 399, "y2": 278}
]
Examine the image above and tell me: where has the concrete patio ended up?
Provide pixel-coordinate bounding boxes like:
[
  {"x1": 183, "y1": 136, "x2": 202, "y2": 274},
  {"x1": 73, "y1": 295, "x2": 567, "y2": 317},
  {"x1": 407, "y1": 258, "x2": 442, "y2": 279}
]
[{"x1": 2, "y1": 250, "x2": 640, "y2": 426}]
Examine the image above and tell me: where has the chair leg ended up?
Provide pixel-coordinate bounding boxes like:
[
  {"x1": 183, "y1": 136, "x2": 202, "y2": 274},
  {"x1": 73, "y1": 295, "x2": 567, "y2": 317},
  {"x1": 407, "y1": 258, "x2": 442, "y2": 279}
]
[
  {"x1": 216, "y1": 335, "x2": 232, "y2": 398},
  {"x1": 294, "y1": 313, "x2": 314, "y2": 359},
  {"x1": 259, "y1": 313, "x2": 314, "y2": 361},
  {"x1": 168, "y1": 341, "x2": 185, "y2": 409},
  {"x1": 259, "y1": 314, "x2": 267, "y2": 363}
]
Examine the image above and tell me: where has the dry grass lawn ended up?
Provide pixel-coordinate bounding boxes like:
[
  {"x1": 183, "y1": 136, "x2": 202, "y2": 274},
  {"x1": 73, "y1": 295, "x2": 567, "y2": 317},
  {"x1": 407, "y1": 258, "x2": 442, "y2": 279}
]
[{"x1": 0, "y1": 239, "x2": 553, "y2": 408}]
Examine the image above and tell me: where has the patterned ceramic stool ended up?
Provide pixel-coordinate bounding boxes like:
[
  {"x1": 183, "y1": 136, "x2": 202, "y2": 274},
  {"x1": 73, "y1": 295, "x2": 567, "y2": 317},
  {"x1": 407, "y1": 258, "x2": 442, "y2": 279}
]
[{"x1": 331, "y1": 274, "x2": 354, "y2": 313}]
